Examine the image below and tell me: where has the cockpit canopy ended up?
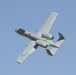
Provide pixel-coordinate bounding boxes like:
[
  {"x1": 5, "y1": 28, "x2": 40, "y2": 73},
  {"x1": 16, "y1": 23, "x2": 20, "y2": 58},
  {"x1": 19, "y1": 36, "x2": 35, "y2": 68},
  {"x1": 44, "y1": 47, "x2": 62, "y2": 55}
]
[
  {"x1": 18, "y1": 28, "x2": 25, "y2": 33},
  {"x1": 15, "y1": 28, "x2": 25, "y2": 33}
]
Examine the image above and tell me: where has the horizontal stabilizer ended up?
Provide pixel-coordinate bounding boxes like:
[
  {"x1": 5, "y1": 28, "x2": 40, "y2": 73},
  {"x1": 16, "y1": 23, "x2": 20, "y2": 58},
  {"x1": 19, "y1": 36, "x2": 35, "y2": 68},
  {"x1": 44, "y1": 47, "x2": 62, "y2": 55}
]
[{"x1": 46, "y1": 32, "x2": 65, "y2": 56}]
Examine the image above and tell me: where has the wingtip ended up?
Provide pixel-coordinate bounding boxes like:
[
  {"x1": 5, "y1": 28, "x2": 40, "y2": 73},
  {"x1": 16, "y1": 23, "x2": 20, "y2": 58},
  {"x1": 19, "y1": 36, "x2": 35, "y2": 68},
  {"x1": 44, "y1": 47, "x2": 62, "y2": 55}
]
[
  {"x1": 16, "y1": 60, "x2": 22, "y2": 64},
  {"x1": 52, "y1": 12, "x2": 58, "y2": 16}
]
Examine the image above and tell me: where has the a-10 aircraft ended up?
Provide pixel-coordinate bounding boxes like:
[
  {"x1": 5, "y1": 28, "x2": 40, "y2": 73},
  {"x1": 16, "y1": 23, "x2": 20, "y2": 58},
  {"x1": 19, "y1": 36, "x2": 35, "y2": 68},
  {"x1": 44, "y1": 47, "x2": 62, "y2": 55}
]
[{"x1": 15, "y1": 12, "x2": 65, "y2": 64}]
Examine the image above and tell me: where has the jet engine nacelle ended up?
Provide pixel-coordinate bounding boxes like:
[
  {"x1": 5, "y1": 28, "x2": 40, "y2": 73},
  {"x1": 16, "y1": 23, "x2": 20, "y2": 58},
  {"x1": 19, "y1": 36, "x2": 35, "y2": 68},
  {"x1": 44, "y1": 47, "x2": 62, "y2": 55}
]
[
  {"x1": 36, "y1": 40, "x2": 48, "y2": 48},
  {"x1": 42, "y1": 33, "x2": 54, "y2": 40}
]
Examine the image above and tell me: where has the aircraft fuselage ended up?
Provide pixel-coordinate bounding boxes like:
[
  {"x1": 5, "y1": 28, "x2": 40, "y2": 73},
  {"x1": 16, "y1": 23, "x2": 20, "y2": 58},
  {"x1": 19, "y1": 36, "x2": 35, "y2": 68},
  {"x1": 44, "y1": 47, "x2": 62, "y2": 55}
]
[{"x1": 15, "y1": 28, "x2": 59, "y2": 48}]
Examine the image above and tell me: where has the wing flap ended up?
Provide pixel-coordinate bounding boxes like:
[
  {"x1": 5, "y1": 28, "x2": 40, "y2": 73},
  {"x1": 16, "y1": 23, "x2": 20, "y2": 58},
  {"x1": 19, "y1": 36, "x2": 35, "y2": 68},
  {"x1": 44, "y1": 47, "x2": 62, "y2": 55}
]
[{"x1": 16, "y1": 41, "x2": 38, "y2": 64}]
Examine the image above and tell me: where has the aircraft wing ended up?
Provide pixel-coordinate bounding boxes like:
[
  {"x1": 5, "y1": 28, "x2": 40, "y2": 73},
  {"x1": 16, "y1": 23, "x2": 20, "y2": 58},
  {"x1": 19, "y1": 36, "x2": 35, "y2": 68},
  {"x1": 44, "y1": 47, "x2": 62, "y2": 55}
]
[
  {"x1": 39, "y1": 12, "x2": 58, "y2": 34},
  {"x1": 16, "y1": 41, "x2": 38, "y2": 64}
]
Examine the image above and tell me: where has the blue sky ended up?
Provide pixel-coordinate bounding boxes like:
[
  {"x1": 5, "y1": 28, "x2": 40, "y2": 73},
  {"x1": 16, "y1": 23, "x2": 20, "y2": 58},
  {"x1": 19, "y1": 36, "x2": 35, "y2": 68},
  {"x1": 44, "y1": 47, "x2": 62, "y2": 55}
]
[{"x1": 0, "y1": 0, "x2": 76, "y2": 75}]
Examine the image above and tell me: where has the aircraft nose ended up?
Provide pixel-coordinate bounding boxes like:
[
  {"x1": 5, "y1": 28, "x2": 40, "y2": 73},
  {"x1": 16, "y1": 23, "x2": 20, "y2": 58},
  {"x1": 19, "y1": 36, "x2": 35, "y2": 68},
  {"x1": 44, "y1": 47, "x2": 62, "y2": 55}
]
[{"x1": 15, "y1": 29, "x2": 18, "y2": 32}]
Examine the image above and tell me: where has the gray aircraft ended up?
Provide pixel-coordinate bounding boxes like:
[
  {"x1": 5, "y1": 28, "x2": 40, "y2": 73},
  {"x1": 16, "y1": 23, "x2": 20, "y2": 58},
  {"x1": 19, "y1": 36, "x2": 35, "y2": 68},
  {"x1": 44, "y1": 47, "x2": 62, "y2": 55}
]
[{"x1": 15, "y1": 12, "x2": 65, "y2": 64}]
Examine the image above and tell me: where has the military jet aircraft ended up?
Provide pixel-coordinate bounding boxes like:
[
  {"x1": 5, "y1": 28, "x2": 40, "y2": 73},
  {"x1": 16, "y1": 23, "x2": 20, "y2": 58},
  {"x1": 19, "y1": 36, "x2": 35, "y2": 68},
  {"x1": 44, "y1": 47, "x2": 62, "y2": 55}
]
[{"x1": 15, "y1": 12, "x2": 65, "y2": 64}]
